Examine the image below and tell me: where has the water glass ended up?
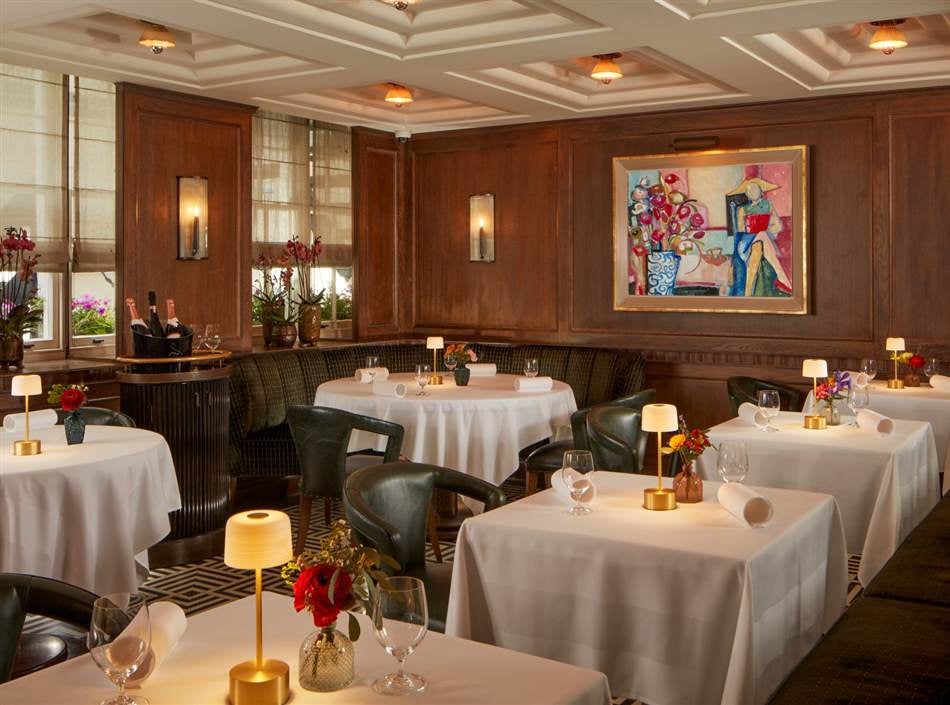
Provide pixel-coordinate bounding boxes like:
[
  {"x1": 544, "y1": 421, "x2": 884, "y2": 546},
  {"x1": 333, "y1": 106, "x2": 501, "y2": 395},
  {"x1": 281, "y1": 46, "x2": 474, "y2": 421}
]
[
  {"x1": 717, "y1": 442, "x2": 749, "y2": 484},
  {"x1": 924, "y1": 358, "x2": 941, "y2": 379},
  {"x1": 203, "y1": 323, "x2": 221, "y2": 351},
  {"x1": 365, "y1": 355, "x2": 380, "y2": 381},
  {"x1": 523, "y1": 358, "x2": 539, "y2": 378},
  {"x1": 563, "y1": 449, "x2": 595, "y2": 515},
  {"x1": 415, "y1": 364, "x2": 431, "y2": 396},
  {"x1": 860, "y1": 358, "x2": 878, "y2": 382},
  {"x1": 443, "y1": 355, "x2": 458, "y2": 373},
  {"x1": 88, "y1": 593, "x2": 151, "y2": 705},
  {"x1": 756, "y1": 389, "x2": 780, "y2": 432},
  {"x1": 372, "y1": 576, "x2": 428, "y2": 695}
]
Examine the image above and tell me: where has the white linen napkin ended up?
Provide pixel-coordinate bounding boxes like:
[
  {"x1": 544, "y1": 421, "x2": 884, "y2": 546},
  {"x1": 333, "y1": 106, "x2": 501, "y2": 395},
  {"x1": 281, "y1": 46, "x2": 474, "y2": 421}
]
[
  {"x1": 354, "y1": 367, "x2": 389, "y2": 383},
  {"x1": 856, "y1": 409, "x2": 895, "y2": 434},
  {"x1": 126, "y1": 601, "x2": 187, "y2": 687},
  {"x1": 930, "y1": 374, "x2": 950, "y2": 392},
  {"x1": 514, "y1": 376, "x2": 553, "y2": 392},
  {"x1": 717, "y1": 483, "x2": 774, "y2": 528},
  {"x1": 467, "y1": 363, "x2": 497, "y2": 377},
  {"x1": 3, "y1": 408, "x2": 58, "y2": 433},
  {"x1": 737, "y1": 402, "x2": 768, "y2": 429},
  {"x1": 550, "y1": 468, "x2": 596, "y2": 505},
  {"x1": 371, "y1": 380, "x2": 407, "y2": 398}
]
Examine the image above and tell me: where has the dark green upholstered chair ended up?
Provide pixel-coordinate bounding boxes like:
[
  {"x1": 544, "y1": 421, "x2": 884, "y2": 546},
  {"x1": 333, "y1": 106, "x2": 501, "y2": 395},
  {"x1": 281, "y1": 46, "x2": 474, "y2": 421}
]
[
  {"x1": 287, "y1": 406, "x2": 404, "y2": 556},
  {"x1": 726, "y1": 377, "x2": 805, "y2": 416},
  {"x1": 586, "y1": 402, "x2": 677, "y2": 476},
  {"x1": 0, "y1": 574, "x2": 98, "y2": 684},
  {"x1": 54, "y1": 407, "x2": 135, "y2": 427},
  {"x1": 343, "y1": 462, "x2": 506, "y2": 633},
  {"x1": 523, "y1": 389, "x2": 657, "y2": 493}
]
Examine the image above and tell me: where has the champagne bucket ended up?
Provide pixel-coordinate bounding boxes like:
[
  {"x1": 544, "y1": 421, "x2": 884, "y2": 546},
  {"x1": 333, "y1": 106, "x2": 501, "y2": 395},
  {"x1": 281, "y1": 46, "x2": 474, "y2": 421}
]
[{"x1": 132, "y1": 325, "x2": 194, "y2": 360}]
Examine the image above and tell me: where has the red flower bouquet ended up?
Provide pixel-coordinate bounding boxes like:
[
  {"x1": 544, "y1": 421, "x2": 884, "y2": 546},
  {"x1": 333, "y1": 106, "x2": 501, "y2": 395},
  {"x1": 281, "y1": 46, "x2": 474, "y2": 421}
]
[{"x1": 47, "y1": 383, "x2": 88, "y2": 411}]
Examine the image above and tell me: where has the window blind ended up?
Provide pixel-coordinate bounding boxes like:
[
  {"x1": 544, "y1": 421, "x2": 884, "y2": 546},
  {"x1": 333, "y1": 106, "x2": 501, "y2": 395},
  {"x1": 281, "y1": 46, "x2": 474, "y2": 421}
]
[{"x1": 313, "y1": 123, "x2": 352, "y2": 267}]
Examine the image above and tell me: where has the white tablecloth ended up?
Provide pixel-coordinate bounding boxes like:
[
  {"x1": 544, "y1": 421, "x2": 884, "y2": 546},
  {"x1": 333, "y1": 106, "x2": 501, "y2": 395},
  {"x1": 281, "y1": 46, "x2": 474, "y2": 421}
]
[
  {"x1": 314, "y1": 373, "x2": 577, "y2": 486},
  {"x1": 0, "y1": 425, "x2": 181, "y2": 595},
  {"x1": 446, "y1": 472, "x2": 847, "y2": 705},
  {"x1": 697, "y1": 411, "x2": 939, "y2": 585},
  {"x1": 0, "y1": 592, "x2": 611, "y2": 705}
]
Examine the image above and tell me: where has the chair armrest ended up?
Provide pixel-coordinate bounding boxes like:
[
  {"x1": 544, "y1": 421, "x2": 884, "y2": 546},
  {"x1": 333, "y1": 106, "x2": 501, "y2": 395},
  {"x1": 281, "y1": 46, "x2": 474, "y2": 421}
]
[
  {"x1": 587, "y1": 418, "x2": 636, "y2": 472},
  {"x1": 342, "y1": 486, "x2": 402, "y2": 564},
  {"x1": 433, "y1": 468, "x2": 507, "y2": 511},
  {"x1": 352, "y1": 417, "x2": 405, "y2": 463}
]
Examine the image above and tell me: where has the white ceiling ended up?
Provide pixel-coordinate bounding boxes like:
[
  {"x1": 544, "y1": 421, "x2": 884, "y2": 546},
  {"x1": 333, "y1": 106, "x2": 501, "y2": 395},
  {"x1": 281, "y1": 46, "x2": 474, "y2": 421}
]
[{"x1": 1, "y1": 0, "x2": 948, "y2": 134}]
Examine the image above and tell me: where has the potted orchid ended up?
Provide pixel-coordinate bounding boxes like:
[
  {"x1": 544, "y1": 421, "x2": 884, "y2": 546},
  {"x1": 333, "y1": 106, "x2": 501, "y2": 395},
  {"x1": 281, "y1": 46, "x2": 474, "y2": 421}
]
[
  {"x1": 48, "y1": 383, "x2": 89, "y2": 445},
  {"x1": 1, "y1": 227, "x2": 43, "y2": 369},
  {"x1": 252, "y1": 251, "x2": 295, "y2": 347},
  {"x1": 444, "y1": 343, "x2": 478, "y2": 386},
  {"x1": 815, "y1": 371, "x2": 851, "y2": 426},
  {"x1": 286, "y1": 235, "x2": 326, "y2": 346}
]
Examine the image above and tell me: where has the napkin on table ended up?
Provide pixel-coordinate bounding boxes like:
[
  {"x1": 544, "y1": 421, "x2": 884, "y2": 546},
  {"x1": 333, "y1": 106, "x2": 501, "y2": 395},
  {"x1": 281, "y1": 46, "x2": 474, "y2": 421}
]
[
  {"x1": 354, "y1": 367, "x2": 389, "y2": 383},
  {"x1": 717, "y1": 483, "x2": 774, "y2": 528},
  {"x1": 550, "y1": 468, "x2": 596, "y2": 505},
  {"x1": 3, "y1": 408, "x2": 58, "y2": 433},
  {"x1": 467, "y1": 363, "x2": 497, "y2": 377},
  {"x1": 930, "y1": 374, "x2": 950, "y2": 392},
  {"x1": 856, "y1": 409, "x2": 895, "y2": 434},
  {"x1": 125, "y1": 601, "x2": 187, "y2": 687},
  {"x1": 737, "y1": 402, "x2": 768, "y2": 429},
  {"x1": 514, "y1": 376, "x2": 553, "y2": 392},
  {"x1": 372, "y1": 380, "x2": 407, "y2": 398}
]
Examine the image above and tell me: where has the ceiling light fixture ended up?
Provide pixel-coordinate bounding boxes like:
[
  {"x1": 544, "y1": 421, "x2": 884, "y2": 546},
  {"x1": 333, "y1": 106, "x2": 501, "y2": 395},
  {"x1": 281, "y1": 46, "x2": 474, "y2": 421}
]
[
  {"x1": 138, "y1": 23, "x2": 176, "y2": 54},
  {"x1": 382, "y1": 0, "x2": 416, "y2": 11},
  {"x1": 384, "y1": 83, "x2": 413, "y2": 107},
  {"x1": 869, "y1": 19, "x2": 908, "y2": 56},
  {"x1": 590, "y1": 53, "x2": 623, "y2": 84}
]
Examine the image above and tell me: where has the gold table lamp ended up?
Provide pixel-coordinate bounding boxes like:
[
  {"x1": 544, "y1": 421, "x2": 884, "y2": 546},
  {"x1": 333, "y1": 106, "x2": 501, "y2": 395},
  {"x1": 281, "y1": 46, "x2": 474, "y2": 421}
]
[
  {"x1": 802, "y1": 359, "x2": 828, "y2": 430},
  {"x1": 426, "y1": 336, "x2": 444, "y2": 385},
  {"x1": 886, "y1": 337, "x2": 905, "y2": 390},
  {"x1": 11, "y1": 374, "x2": 42, "y2": 456},
  {"x1": 224, "y1": 510, "x2": 293, "y2": 705},
  {"x1": 641, "y1": 403, "x2": 679, "y2": 511}
]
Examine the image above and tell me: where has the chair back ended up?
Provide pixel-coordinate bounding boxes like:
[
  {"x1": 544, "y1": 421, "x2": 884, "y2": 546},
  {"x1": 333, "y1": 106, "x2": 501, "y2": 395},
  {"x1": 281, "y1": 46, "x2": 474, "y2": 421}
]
[
  {"x1": 726, "y1": 377, "x2": 805, "y2": 415},
  {"x1": 287, "y1": 406, "x2": 404, "y2": 500},
  {"x1": 568, "y1": 388, "x2": 656, "y2": 452},
  {"x1": 344, "y1": 462, "x2": 506, "y2": 573},
  {"x1": 586, "y1": 405, "x2": 651, "y2": 474},
  {"x1": 55, "y1": 407, "x2": 135, "y2": 427}
]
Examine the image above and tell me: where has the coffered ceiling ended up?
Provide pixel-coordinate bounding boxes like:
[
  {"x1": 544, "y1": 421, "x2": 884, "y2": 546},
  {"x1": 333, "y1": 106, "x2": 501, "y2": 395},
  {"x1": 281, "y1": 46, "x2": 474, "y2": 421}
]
[{"x1": 1, "y1": 0, "x2": 948, "y2": 134}]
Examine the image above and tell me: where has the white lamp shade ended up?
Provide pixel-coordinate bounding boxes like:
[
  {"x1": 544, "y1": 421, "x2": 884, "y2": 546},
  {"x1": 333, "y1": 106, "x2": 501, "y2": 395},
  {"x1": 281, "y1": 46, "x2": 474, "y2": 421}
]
[
  {"x1": 641, "y1": 403, "x2": 679, "y2": 433},
  {"x1": 224, "y1": 510, "x2": 292, "y2": 570},
  {"x1": 11, "y1": 375, "x2": 42, "y2": 397},
  {"x1": 802, "y1": 359, "x2": 828, "y2": 379},
  {"x1": 426, "y1": 336, "x2": 444, "y2": 350},
  {"x1": 885, "y1": 337, "x2": 905, "y2": 352}
]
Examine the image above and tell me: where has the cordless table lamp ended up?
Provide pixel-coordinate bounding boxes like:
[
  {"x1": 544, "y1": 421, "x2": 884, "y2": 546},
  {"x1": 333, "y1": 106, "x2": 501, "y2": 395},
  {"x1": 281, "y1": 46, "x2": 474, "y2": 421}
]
[
  {"x1": 426, "y1": 336, "x2": 444, "y2": 385},
  {"x1": 641, "y1": 403, "x2": 679, "y2": 511},
  {"x1": 11, "y1": 374, "x2": 42, "y2": 456},
  {"x1": 886, "y1": 337, "x2": 905, "y2": 389},
  {"x1": 224, "y1": 510, "x2": 293, "y2": 705},
  {"x1": 802, "y1": 358, "x2": 828, "y2": 430}
]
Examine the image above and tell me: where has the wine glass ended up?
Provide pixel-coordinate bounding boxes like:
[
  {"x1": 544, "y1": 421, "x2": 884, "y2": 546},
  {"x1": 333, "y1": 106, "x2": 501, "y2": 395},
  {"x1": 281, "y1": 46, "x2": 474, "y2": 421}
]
[
  {"x1": 717, "y1": 442, "x2": 749, "y2": 484},
  {"x1": 415, "y1": 364, "x2": 431, "y2": 396},
  {"x1": 372, "y1": 576, "x2": 428, "y2": 695},
  {"x1": 203, "y1": 324, "x2": 221, "y2": 351},
  {"x1": 563, "y1": 450, "x2": 595, "y2": 516},
  {"x1": 88, "y1": 593, "x2": 151, "y2": 705},
  {"x1": 443, "y1": 354, "x2": 458, "y2": 374},
  {"x1": 523, "y1": 358, "x2": 539, "y2": 378},
  {"x1": 924, "y1": 358, "x2": 941, "y2": 380},
  {"x1": 756, "y1": 390, "x2": 780, "y2": 432},
  {"x1": 860, "y1": 358, "x2": 877, "y2": 382},
  {"x1": 365, "y1": 355, "x2": 380, "y2": 382},
  {"x1": 847, "y1": 386, "x2": 866, "y2": 426}
]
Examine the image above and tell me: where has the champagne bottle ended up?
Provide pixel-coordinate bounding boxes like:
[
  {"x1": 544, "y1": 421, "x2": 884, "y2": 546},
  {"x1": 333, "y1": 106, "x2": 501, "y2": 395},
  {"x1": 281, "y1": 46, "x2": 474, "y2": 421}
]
[
  {"x1": 164, "y1": 298, "x2": 183, "y2": 338},
  {"x1": 146, "y1": 291, "x2": 165, "y2": 337},
  {"x1": 126, "y1": 298, "x2": 149, "y2": 334}
]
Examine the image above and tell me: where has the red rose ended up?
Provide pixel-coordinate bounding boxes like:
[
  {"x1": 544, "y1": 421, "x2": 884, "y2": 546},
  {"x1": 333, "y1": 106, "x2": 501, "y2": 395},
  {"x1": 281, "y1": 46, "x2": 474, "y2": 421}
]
[
  {"x1": 909, "y1": 354, "x2": 925, "y2": 370},
  {"x1": 60, "y1": 388, "x2": 85, "y2": 412},
  {"x1": 293, "y1": 564, "x2": 352, "y2": 628}
]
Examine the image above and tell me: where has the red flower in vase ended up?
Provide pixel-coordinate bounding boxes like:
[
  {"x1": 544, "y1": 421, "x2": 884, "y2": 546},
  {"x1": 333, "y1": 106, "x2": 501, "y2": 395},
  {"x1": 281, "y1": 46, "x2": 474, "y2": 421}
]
[
  {"x1": 908, "y1": 354, "x2": 926, "y2": 370},
  {"x1": 293, "y1": 564, "x2": 353, "y2": 627},
  {"x1": 60, "y1": 388, "x2": 86, "y2": 412}
]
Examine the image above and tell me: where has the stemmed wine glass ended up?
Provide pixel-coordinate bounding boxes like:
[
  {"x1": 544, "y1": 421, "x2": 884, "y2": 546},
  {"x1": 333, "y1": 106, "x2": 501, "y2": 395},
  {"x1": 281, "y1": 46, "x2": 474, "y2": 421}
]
[
  {"x1": 756, "y1": 390, "x2": 780, "y2": 432},
  {"x1": 415, "y1": 364, "x2": 431, "y2": 396},
  {"x1": 523, "y1": 358, "x2": 539, "y2": 378},
  {"x1": 365, "y1": 355, "x2": 380, "y2": 382},
  {"x1": 847, "y1": 385, "x2": 867, "y2": 426},
  {"x1": 373, "y1": 576, "x2": 429, "y2": 695},
  {"x1": 717, "y1": 442, "x2": 749, "y2": 484},
  {"x1": 203, "y1": 324, "x2": 221, "y2": 351},
  {"x1": 860, "y1": 358, "x2": 878, "y2": 403},
  {"x1": 88, "y1": 593, "x2": 151, "y2": 705},
  {"x1": 562, "y1": 450, "x2": 595, "y2": 516},
  {"x1": 924, "y1": 358, "x2": 941, "y2": 380},
  {"x1": 443, "y1": 354, "x2": 458, "y2": 375}
]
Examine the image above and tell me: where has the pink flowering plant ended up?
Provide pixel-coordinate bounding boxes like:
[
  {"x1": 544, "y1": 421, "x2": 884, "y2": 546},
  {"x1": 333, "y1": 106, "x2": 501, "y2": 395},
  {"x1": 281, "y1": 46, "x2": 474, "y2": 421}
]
[
  {"x1": 0, "y1": 226, "x2": 43, "y2": 338},
  {"x1": 71, "y1": 294, "x2": 115, "y2": 335},
  {"x1": 445, "y1": 343, "x2": 478, "y2": 366},
  {"x1": 286, "y1": 235, "x2": 326, "y2": 306}
]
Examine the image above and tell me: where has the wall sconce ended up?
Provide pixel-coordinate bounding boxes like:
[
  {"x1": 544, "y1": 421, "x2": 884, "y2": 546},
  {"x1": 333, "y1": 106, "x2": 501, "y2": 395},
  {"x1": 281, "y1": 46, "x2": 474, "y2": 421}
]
[
  {"x1": 469, "y1": 193, "x2": 495, "y2": 262},
  {"x1": 178, "y1": 176, "x2": 208, "y2": 260}
]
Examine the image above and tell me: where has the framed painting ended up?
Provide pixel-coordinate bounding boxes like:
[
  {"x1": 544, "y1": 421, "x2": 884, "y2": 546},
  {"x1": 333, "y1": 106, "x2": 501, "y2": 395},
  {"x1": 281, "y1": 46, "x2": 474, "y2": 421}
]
[{"x1": 612, "y1": 145, "x2": 807, "y2": 314}]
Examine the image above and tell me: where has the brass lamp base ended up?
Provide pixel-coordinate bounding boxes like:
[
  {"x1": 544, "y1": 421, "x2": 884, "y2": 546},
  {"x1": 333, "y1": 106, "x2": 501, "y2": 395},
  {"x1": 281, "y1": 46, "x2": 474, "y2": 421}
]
[
  {"x1": 229, "y1": 659, "x2": 289, "y2": 705},
  {"x1": 803, "y1": 415, "x2": 827, "y2": 430},
  {"x1": 13, "y1": 439, "x2": 41, "y2": 456},
  {"x1": 428, "y1": 374, "x2": 443, "y2": 385},
  {"x1": 887, "y1": 378, "x2": 904, "y2": 390},
  {"x1": 643, "y1": 487, "x2": 677, "y2": 511}
]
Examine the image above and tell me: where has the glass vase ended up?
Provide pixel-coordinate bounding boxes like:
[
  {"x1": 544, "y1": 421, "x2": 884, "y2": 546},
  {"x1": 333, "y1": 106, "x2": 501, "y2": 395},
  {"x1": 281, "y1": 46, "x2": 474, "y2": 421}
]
[
  {"x1": 298, "y1": 625, "x2": 355, "y2": 692},
  {"x1": 824, "y1": 403, "x2": 841, "y2": 426},
  {"x1": 672, "y1": 460, "x2": 703, "y2": 503},
  {"x1": 64, "y1": 412, "x2": 86, "y2": 445}
]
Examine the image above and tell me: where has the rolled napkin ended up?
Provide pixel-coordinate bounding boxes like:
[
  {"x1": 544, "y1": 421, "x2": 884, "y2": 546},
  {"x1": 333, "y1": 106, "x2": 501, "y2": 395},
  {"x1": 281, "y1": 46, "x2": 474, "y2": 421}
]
[
  {"x1": 3, "y1": 408, "x2": 58, "y2": 433},
  {"x1": 126, "y1": 601, "x2": 187, "y2": 687},
  {"x1": 372, "y1": 380, "x2": 407, "y2": 398},
  {"x1": 737, "y1": 402, "x2": 768, "y2": 429},
  {"x1": 717, "y1": 483, "x2": 774, "y2": 528},
  {"x1": 930, "y1": 374, "x2": 950, "y2": 392},
  {"x1": 354, "y1": 367, "x2": 389, "y2": 383},
  {"x1": 466, "y1": 363, "x2": 497, "y2": 377},
  {"x1": 514, "y1": 376, "x2": 554, "y2": 392},
  {"x1": 856, "y1": 409, "x2": 895, "y2": 434},
  {"x1": 550, "y1": 468, "x2": 596, "y2": 505}
]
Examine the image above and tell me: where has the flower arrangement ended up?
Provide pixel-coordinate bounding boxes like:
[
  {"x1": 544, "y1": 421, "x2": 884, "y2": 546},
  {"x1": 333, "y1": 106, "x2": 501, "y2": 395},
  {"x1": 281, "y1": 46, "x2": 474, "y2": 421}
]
[
  {"x1": 664, "y1": 416, "x2": 713, "y2": 465},
  {"x1": 815, "y1": 371, "x2": 851, "y2": 408},
  {"x1": 281, "y1": 520, "x2": 398, "y2": 641},
  {"x1": 629, "y1": 173, "x2": 707, "y2": 256},
  {"x1": 900, "y1": 352, "x2": 926, "y2": 371},
  {"x1": 1, "y1": 226, "x2": 43, "y2": 339},
  {"x1": 47, "y1": 383, "x2": 88, "y2": 411},
  {"x1": 71, "y1": 295, "x2": 115, "y2": 335},
  {"x1": 286, "y1": 235, "x2": 325, "y2": 307},
  {"x1": 252, "y1": 251, "x2": 296, "y2": 325},
  {"x1": 444, "y1": 343, "x2": 478, "y2": 366}
]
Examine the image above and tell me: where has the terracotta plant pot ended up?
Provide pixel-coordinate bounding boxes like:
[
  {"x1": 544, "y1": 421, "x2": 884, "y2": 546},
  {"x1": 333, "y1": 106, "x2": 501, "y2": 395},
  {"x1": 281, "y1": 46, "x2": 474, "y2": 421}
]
[
  {"x1": 0, "y1": 335, "x2": 24, "y2": 370},
  {"x1": 273, "y1": 323, "x2": 297, "y2": 348},
  {"x1": 298, "y1": 303, "x2": 322, "y2": 347}
]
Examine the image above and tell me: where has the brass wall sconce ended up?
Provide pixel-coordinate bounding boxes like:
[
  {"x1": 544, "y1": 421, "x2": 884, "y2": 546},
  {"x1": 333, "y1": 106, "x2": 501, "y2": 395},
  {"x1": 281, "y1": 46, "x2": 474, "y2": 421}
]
[
  {"x1": 469, "y1": 193, "x2": 495, "y2": 262},
  {"x1": 178, "y1": 176, "x2": 208, "y2": 260}
]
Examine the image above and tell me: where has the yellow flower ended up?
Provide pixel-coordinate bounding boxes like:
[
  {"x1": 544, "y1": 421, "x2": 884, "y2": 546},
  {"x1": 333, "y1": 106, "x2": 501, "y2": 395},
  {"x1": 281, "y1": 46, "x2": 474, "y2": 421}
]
[
  {"x1": 668, "y1": 434, "x2": 686, "y2": 450},
  {"x1": 900, "y1": 352, "x2": 913, "y2": 363}
]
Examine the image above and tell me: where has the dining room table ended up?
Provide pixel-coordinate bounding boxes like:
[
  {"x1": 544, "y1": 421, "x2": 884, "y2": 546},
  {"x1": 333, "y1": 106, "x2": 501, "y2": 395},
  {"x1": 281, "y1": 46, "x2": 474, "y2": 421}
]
[
  {"x1": 696, "y1": 410, "x2": 940, "y2": 585},
  {"x1": 446, "y1": 471, "x2": 848, "y2": 705},
  {"x1": 0, "y1": 592, "x2": 612, "y2": 705},
  {"x1": 313, "y1": 372, "x2": 577, "y2": 487},
  {"x1": 0, "y1": 424, "x2": 181, "y2": 595}
]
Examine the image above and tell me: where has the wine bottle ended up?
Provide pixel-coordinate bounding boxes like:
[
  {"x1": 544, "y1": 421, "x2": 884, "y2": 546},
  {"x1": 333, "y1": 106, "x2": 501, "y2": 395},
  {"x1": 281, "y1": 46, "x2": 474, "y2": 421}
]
[
  {"x1": 164, "y1": 298, "x2": 183, "y2": 338},
  {"x1": 126, "y1": 298, "x2": 149, "y2": 334},
  {"x1": 146, "y1": 291, "x2": 165, "y2": 337}
]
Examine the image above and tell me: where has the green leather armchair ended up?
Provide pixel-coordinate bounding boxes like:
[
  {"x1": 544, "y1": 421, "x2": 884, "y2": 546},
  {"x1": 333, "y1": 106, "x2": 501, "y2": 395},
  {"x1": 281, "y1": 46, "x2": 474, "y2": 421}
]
[
  {"x1": 343, "y1": 462, "x2": 506, "y2": 633},
  {"x1": 586, "y1": 403, "x2": 673, "y2": 476},
  {"x1": 54, "y1": 407, "x2": 136, "y2": 427},
  {"x1": 726, "y1": 377, "x2": 805, "y2": 416}
]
